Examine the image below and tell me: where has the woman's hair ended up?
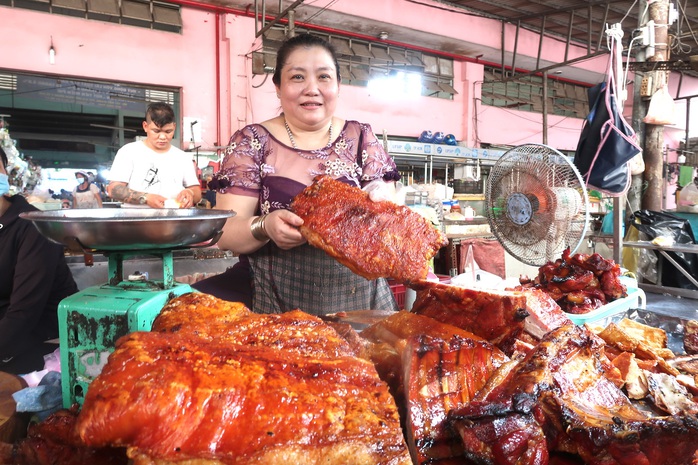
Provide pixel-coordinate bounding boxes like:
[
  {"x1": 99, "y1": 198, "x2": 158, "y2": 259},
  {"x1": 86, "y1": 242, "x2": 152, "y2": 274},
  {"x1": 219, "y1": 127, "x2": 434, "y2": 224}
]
[
  {"x1": 0, "y1": 146, "x2": 7, "y2": 169},
  {"x1": 272, "y1": 34, "x2": 341, "y2": 86}
]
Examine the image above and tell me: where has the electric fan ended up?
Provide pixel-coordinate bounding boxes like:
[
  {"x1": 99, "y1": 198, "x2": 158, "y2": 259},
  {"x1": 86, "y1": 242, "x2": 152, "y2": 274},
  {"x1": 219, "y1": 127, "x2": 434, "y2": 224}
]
[{"x1": 485, "y1": 144, "x2": 590, "y2": 266}]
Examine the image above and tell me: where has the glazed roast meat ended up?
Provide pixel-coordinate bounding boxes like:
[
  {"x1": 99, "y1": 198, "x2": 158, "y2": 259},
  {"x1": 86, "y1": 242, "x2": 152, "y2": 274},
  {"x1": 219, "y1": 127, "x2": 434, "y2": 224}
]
[
  {"x1": 448, "y1": 324, "x2": 698, "y2": 465},
  {"x1": 409, "y1": 281, "x2": 530, "y2": 347},
  {"x1": 362, "y1": 311, "x2": 509, "y2": 464},
  {"x1": 152, "y1": 293, "x2": 358, "y2": 359},
  {"x1": 290, "y1": 175, "x2": 448, "y2": 283},
  {"x1": 519, "y1": 248, "x2": 627, "y2": 314},
  {"x1": 6, "y1": 407, "x2": 127, "y2": 465},
  {"x1": 75, "y1": 293, "x2": 411, "y2": 465}
]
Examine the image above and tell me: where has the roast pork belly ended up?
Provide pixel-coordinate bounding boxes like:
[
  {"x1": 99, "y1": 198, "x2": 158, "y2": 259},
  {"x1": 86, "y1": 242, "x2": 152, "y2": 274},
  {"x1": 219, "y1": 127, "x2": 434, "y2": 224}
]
[
  {"x1": 76, "y1": 294, "x2": 411, "y2": 465},
  {"x1": 362, "y1": 311, "x2": 509, "y2": 464},
  {"x1": 516, "y1": 288, "x2": 572, "y2": 339},
  {"x1": 8, "y1": 407, "x2": 127, "y2": 465},
  {"x1": 152, "y1": 293, "x2": 357, "y2": 359},
  {"x1": 402, "y1": 334, "x2": 508, "y2": 465},
  {"x1": 449, "y1": 323, "x2": 698, "y2": 465},
  {"x1": 290, "y1": 175, "x2": 447, "y2": 283},
  {"x1": 409, "y1": 281, "x2": 529, "y2": 348}
]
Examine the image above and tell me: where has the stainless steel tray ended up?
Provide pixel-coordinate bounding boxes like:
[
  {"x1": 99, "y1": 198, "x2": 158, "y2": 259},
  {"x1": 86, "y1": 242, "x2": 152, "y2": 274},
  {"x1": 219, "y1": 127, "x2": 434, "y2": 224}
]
[{"x1": 20, "y1": 208, "x2": 235, "y2": 252}]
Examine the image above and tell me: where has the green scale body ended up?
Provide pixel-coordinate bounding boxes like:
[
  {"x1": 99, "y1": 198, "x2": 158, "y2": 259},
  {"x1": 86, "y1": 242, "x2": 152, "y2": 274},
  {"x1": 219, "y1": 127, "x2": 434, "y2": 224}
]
[{"x1": 58, "y1": 251, "x2": 192, "y2": 408}]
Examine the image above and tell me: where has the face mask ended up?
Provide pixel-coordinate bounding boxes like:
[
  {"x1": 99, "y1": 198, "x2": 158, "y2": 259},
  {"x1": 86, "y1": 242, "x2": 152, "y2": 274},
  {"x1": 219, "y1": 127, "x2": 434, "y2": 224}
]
[
  {"x1": 0, "y1": 173, "x2": 9, "y2": 196},
  {"x1": 77, "y1": 177, "x2": 85, "y2": 184}
]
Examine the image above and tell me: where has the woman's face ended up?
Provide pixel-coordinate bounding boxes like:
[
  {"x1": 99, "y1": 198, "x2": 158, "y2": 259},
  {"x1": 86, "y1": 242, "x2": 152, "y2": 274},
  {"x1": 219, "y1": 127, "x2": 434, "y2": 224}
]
[{"x1": 276, "y1": 45, "x2": 339, "y2": 129}]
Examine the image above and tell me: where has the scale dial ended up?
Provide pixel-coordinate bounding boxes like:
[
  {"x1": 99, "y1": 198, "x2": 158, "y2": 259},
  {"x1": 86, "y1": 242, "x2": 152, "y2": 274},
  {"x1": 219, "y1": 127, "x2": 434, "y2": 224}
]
[{"x1": 506, "y1": 193, "x2": 533, "y2": 225}]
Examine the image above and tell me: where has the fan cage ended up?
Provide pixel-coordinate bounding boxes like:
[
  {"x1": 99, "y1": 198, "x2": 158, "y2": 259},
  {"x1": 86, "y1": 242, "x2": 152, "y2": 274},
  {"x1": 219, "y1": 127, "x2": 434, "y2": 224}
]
[{"x1": 486, "y1": 144, "x2": 590, "y2": 266}]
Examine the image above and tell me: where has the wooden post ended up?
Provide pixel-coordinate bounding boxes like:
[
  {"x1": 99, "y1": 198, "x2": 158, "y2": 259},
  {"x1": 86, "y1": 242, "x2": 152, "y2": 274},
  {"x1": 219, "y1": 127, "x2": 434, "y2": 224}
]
[{"x1": 641, "y1": 0, "x2": 670, "y2": 212}]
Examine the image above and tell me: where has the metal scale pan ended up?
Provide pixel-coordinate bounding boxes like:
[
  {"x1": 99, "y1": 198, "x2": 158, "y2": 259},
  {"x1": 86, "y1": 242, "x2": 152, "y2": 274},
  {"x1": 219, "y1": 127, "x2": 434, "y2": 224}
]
[
  {"x1": 19, "y1": 208, "x2": 236, "y2": 253},
  {"x1": 19, "y1": 208, "x2": 237, "y2": 408}
]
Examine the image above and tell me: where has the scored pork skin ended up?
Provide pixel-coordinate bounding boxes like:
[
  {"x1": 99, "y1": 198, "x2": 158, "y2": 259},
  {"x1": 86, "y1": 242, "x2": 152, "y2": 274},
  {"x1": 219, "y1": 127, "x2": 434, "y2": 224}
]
[
  {"x1": 362, "y1": 311, "x2": 509, "y2": 464},
  {"x1": 290, "y1": 175, "x2": 447, "y2": 283}
]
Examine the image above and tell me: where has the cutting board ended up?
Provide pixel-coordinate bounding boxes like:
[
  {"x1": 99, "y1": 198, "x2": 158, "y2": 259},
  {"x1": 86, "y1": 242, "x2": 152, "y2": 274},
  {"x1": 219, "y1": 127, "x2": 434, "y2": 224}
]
[{"x1": 0, "y1": 372, "x2": 28, "y2": 443}]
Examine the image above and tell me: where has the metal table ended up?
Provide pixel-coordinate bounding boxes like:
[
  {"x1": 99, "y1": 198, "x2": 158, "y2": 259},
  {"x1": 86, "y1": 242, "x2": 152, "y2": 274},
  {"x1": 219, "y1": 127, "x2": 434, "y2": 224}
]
[{"x1": 622, "y1": 241, "x2": 698, "y2": 299}]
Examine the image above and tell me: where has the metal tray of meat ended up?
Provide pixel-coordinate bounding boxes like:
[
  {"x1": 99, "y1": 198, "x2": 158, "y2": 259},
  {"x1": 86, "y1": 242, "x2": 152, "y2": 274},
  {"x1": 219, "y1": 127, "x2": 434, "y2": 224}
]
[{"x1": 20, "y1": 208, "x2": 235, "y2": 252}]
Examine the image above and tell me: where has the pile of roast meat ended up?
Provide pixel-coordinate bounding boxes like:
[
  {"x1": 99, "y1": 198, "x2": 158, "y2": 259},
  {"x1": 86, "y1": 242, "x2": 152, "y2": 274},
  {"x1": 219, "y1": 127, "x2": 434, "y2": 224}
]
[
  {"x1": 4, "y1": 177, "x2": 698, "y2": 465},
  {"x1": 7, "y1": 284, "x2": 698, "y2": 465},
  {"x1": 518, "y1": 247, "x2": 628, "y2": 314}
]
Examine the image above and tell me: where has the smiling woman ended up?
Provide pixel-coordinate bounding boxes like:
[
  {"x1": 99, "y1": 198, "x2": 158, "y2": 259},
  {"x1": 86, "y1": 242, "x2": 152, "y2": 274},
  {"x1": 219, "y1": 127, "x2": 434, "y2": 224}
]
[{"x1": 206, "y1": 33, "x2": 402, "y2": 316}]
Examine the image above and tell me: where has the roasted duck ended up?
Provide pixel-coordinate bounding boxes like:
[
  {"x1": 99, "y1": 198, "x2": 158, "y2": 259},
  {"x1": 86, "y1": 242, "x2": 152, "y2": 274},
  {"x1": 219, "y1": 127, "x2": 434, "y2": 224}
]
[
  {"x1": 519, "y1": 248, "x2": 627, "y2": 314},
  {"x1": 290, "y1": 175, "x2": 448, "y2": 283},
  {"x1": 76, "y1": 293, "x2": 411, "y2": 465}
]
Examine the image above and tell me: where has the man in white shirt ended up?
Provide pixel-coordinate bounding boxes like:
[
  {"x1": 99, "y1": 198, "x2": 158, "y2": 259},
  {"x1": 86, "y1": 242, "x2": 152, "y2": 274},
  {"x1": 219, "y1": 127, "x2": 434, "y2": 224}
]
[{"x1": 107, "y1": 102, "x2": 202, "y2": 208}]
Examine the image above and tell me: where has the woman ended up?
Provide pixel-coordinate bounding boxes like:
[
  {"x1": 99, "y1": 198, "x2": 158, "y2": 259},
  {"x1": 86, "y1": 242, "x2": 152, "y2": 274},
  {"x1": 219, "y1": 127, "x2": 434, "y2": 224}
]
[
  {"x1": 209, "y1": 33, "x2": 400, "y2": 315},
  {"x1": 0, "y1": 147, "x2": 78, "y2": 374},
  {"x1": 72, "y1": 170, "x2": 102, "y2": 208}
]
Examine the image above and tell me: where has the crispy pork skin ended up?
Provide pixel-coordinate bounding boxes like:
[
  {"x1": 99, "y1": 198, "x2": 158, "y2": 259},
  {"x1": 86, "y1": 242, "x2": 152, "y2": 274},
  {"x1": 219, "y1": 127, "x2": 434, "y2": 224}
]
[
  {"x1": 76, "y1": 294, "x2": 411, "y2": 465},
  {"x1": 409, "y1": 281, "x2": 529, "y2": 349},
  {"x1": 290, "y1": 175, "x2": 447, "y2": 283},
  {"x1": 153, "y1": 293, "x2": 357, "y2": 359}
]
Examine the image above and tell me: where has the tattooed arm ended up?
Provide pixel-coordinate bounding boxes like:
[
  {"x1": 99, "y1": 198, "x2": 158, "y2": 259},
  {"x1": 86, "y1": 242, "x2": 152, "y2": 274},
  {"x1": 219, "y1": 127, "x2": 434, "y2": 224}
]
[{"x1": 107, "y1": 181, "x2": 166, "y2": 207}]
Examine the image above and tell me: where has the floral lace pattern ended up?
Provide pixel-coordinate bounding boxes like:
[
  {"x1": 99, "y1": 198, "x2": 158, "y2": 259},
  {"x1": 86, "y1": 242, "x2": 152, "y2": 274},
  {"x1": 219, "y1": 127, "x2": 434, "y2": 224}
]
[{"x1": 209, "y1": 121, "x2": 399, "y2": 212}]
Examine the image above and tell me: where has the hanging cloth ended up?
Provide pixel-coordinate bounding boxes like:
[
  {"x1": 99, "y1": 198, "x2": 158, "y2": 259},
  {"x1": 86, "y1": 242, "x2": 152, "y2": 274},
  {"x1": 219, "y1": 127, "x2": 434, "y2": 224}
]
[{"x1": 573, "y1": 35, "x2": 642, "y2": 197}]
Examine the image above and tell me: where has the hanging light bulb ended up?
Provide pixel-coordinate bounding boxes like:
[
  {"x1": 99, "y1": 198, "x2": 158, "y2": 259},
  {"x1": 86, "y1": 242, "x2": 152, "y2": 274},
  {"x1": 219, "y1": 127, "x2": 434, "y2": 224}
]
[{"x1": 49, "y1": 36, "x2": 56, "y2": 65}]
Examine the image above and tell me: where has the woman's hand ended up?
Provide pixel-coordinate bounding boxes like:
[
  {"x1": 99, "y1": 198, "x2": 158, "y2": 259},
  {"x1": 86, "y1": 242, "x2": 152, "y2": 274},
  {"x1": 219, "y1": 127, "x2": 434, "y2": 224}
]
[
  {"x1": 264, "y1": 209, "x2": 307, "y2": 250},
  {"x1": 362, "y1": 179, "x2": 397, "y2": 203}
]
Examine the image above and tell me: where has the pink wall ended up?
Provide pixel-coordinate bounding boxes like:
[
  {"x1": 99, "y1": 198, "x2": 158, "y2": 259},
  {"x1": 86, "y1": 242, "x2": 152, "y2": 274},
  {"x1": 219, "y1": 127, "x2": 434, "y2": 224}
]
[
  {"x1": 1, "y1": 2, "x2": 696, "y2": 158},
  {"x1": 0, "y1": 6, "x2": 222, "y2": 146}
]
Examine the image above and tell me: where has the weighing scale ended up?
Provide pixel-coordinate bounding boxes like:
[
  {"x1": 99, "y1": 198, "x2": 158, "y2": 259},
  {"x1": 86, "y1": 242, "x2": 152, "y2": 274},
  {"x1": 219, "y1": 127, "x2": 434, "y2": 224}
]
[{"x1": 20, "y1": 208, "x2": 236, "y2": 408}]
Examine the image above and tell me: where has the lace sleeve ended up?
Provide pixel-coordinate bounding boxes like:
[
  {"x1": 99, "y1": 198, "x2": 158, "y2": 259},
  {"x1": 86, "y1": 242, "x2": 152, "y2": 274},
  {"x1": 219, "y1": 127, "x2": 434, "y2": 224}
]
[
  {"x1": 357, "y1": 123, "x2": 400, "y2": 186},
  {"x1": 208, "y1": 125, "x2": 269, "y2": 196}
]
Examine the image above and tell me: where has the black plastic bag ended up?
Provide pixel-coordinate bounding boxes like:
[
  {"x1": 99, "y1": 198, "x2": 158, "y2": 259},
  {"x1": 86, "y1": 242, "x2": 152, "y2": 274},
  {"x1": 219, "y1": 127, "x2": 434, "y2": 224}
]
[
  {"x1": 573, "y1": 47, "x2": 641, "y2": 197},
  {"x1": 630, "y1": 210, "x2": 698, "y2": 290}
]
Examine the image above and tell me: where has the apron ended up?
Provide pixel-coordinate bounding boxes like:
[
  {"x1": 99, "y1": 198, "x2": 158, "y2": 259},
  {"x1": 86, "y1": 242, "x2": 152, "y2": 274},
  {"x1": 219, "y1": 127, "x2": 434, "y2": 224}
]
[{"x1": 248, "y1": 242, "x2": 398, "y2": 315}]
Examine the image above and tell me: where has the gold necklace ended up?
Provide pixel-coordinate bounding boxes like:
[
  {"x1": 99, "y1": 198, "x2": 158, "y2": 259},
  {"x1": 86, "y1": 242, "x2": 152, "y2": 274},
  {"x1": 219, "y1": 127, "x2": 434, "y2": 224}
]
[{"x1": 284, "y1": 118, "x2": 333, "y2": 156}]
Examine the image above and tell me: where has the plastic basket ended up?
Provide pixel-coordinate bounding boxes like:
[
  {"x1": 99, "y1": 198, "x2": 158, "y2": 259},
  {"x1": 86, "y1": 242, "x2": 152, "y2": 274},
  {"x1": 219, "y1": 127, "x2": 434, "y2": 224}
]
[{"x1": 566, "y1": 287, "x2": 647, "y2": 326}]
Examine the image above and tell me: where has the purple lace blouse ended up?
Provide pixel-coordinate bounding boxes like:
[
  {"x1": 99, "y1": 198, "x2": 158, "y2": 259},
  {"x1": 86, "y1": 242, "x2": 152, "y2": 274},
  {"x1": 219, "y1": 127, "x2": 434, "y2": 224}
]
[{"x1": 209, "y1": 120, "x2": 399, "y2": 215}]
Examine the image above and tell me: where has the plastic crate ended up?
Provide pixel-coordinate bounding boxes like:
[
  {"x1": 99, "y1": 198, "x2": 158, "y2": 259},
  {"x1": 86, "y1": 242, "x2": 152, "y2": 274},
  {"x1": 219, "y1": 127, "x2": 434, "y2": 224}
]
[
  {"x1": 388, "y1": 280, "x2": 406, "y2": 309},
  {"x1": 388, "y1": 275, "x2": 451, "y2": 310},
  {"x1": 58, "y1": 283, "x2": 192, "y2": 408}
]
